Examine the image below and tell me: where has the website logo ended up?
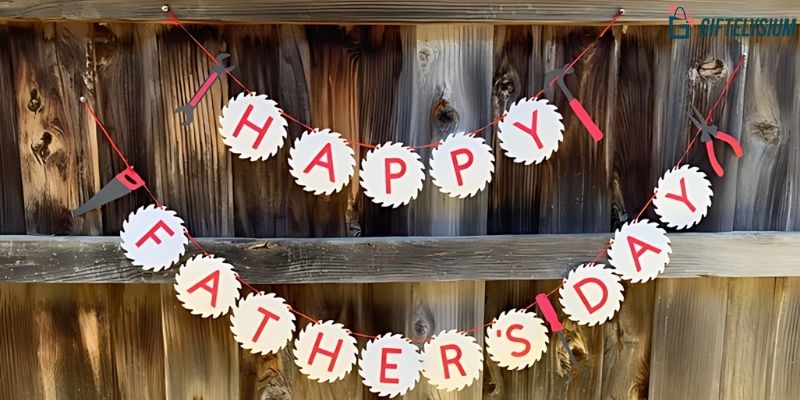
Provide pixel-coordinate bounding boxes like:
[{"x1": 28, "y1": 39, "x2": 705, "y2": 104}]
[{"x1": 668, "y1": 5, "x2": 797, "y2": 39}]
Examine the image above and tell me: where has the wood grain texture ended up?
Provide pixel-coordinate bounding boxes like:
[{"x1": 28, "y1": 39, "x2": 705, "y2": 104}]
[
  {"x1": 9, "y1": 22, "x2": 101, "y2": 235},
  {"x1": 91, "y1": 24, "x2": 157, "y2": 234},
  {"x1": 1, "y1": 1, "x2": 800, "y2": 23},
  {"x1": 1, "y1": 232, "x2": 799, "y2": 283},
  {"x1": 107, "y1": 284, "x2": 166, "y2": 399},
  {"x1": 735, "y1": 34, "x2": 800, "y2": 231},
  {"x1": 160, "y1": 283, "x2": 239, "y2": 400},
  {"x1": 0, "y1": 27, "x2": 25, "y2": 234},
  {"x1": 649, "y1": 277, "x2": 728, "y2": 400},
  {"x1": 226, "y1": 25, "x2": 317, "y2": 238},
  {"x1": 767, "y1": 277, "x2": 800, "y2": 399},
  {"x1": 0, "y1": 284, "x2": 44, "y2": 399}
]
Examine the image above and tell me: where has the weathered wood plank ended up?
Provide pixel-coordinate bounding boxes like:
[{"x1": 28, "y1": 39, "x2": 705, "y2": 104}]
[
  {"x1": 649, "y1": 277, "x2": 728, "y2": 400},
  {"x1": 160, "y1": 283, "x2": 239, "y2": 400},
  {"x1": 0, "y1": 26, "x2": 26, "y2": 234},
  {"x1": 1, "y1": 1, "x2": 799, "y2": 23},
  {"x1": 107, "y1": 284, "x2": 166, "y2": 399},
  {"x1": 9, "y1": 22, "x2": 102, "y2": 235},
  {"x1": 767, "y1": 277, "x2": 800, "y2": 399},
  {"x1": 0, "y1": 284, "x2": 44, "y2": 399},
  {"x1": 148, "y1": 24, "x2": 234, "y2": 236},
  {"x1": 91, "y1": 24, "x2": 157, "y2": 234},
  {"x1": 0, "y1": 232, "x2": 798, "y2": 283}
]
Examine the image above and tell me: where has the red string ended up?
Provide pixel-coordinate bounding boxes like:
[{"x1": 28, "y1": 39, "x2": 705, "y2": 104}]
[
  {"x1": 82, "y1": 98, "x2": 131, "y2": 169},
  {"x1": 165, "y1": 7, "x2": 620, "y2": 151}
]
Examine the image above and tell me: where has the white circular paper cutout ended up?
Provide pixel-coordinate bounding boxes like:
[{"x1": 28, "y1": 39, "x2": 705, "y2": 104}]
[
  {"x1": 119, "y1": 204, "x2": 188, "y2": 271},
  {"x1": 174, "y1": 255, "x2": 241, "y2": 318},
  {"x1": 359, "y1": 334, "x2": 421, "y2": 398},
  {"x1": 219, "y1": 92, "x2": 288, "y2": 161},
  {"x1": 230, "y1": 292, "x2": 296, "y2": 355},
  {"x1": 360, "y1": 142, "x2": 425, "y2": 208},
  {"x1": 497, "y1": 98, "x2": 565, "y2": 165},
  {"x1": 607, "y1": 220, "x2": 672, "y2": 283},
  {"x1": 289, "y1": 129, "x2": 356, "y2": 195},
  {"x1": 421, "y1": 330, "x2": 483, "y2": 392},
  {"x1": 485, "y1": 309, "x2": 549, "y2": 370},
  {"x1": 653, "y1": 165, "x2": 713, "y2": 229},
  {"x1": 293, "y1": 321, "x2": 358, "y2": 383},
  {"x1": 429, "y1": 132, "x2": 495, "y2": 198},
  {"x1": 559, "y1": 264, "x2": 624, "y2": 326}
]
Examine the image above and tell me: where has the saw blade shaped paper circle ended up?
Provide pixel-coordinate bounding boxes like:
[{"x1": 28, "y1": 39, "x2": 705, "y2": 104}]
[
  {"x1": 653, "y1": 165, "x2": 713, "y2": 229},
  {"x1": 230, "y1": 292, "x2": 296, "y2": 355},
  {"x1": 485, "y1": 309, "x2": 549, "y2": 370},
  {"x1": 421, "y1": 330, "x2": 483, "y2": 392},
  {"x1": 288, "y1": 129, "x2": 356, "y2": 195},
  {"x1": 360, "y1": 142, "x2": 425, "y2": 208},
  {"x1": 218, "y1": 92, "x2": 288, "y2": 161},
  {"x1": 607, "y1": 219, "x2": 672, "y2": 283},
  {"x1": 293, "y1": 321, "x2": 358, "y2": 383},
  {"x1": 119, "y1": 204, "x2": 188, "y2": 271},
  {"x1": 429, "y1": 132, "x2": 495, "y2": 198},
  {"x1": 358, "y1": 333, "x2": 421, "y2": 398},
  {"x1": 497, "y1": 98, "x2": 565, "y2": 165},
  {"x1": 559, "y1": 264, "x2": 625, "y2": 326},
  {"x1": 174, "y1": 255, "x2": 241, "y2": 318}
]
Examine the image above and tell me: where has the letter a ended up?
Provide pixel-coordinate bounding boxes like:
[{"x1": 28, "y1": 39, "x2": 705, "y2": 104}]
[
  {"x1": 187, "y1": 270, "x2": 221, "y2": 308},
  {"x1": 303, "y1": 142, "x2": 336, "y2": 183},
  {"x1": 626, "y1": 236, "x2": 662, "y2": 272}
]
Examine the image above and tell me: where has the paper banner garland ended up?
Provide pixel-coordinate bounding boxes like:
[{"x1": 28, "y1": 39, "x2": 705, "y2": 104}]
[
  {"x1": 429, "y1": 132, "x2": 495, "y2": 198},
  {"x1": 485, "y1": 309, "x2": 549, "y2": 370},
  {"x1": 559, "y1": 264, "x2": 625, "y2": 326},
  {"x1": 174, "y1": 255, "x2": 242, "y2": 318},
  {"x1": 653, "y1": 165, "x2": 713, "y2": 229},
  {"x1": 230, "y1": 292, "x2": 296, "y2": 355},
  {"x1": 360, "y1": 142, "x2": 426, "y2": 208},
  {"x1": 359, "y1": 334, "x2": 421, "y2": 398},
  {"x1": 293, "y1": 321, "x2": 359, "y2": 383},
  {"x1": 607, "y1": 220, "x2": 672, "y2": 283},
  {"x1": 421, "y1": 331, "x2": 483, "y2": 392},
  {"x1": 219, "y1": 92, "x2": 288, "y2": 161},
  {"x1": 288, "y1": 129, "x2": 356, "y2": 195},
  {"x1": 497, "y1": 98, "x2": 565, "y2": 165},
  {"x1": 119, "y1": 204, "x2": 188, "y2": 271}
]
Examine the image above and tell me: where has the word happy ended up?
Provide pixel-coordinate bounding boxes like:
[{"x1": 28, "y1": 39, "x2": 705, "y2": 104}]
[{"x1": 218, "y1": 93, "x2": 573, "y2": 207}]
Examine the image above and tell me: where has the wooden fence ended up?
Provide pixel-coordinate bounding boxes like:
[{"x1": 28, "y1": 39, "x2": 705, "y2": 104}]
[{"x1": 0, "y1": 9, "x2": 799, "y2": 400}]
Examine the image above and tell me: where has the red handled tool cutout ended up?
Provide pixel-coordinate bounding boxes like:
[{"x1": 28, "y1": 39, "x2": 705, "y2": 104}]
[
  {"x1": 536, "y1": 293, "x2": 578, "y2": 367},
  {"x1": 74, "y1": 167, "x2": 145, "y2": 216},
  {"x1": 176, "y1": 52, "x2": 236, "y2": 126},
  {"x1": 688, "y1": 105, "x2": 743, "y2": 177},
  {"x1": 544, "y1": 67, "x2": 604, "y2": 142}
]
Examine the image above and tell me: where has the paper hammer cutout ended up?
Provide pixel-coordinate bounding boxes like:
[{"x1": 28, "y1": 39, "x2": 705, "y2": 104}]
[
  {"x1": 74, "y1": 167, "x2": 144, "y2": 216},
  {"x1": 544, "y1": 67, "x2": 604, "y2": 142}
]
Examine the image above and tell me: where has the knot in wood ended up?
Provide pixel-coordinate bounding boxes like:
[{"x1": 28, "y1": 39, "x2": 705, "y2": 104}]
[
  {"x1": 31, "y1": 131, "x2": 53, "y2": 164},
  {"x1": 697, "y1": 58, "x2": 725, "y2": 78},
  {"x1": 431, "y1": 99, "x2": 459, "y2": 135},
  {"x1": 752, "y1": 120, "x2": 780, "y2": 143},
  {"x1": 27, "y1": 89, "x2": 42, "y2": 113}
]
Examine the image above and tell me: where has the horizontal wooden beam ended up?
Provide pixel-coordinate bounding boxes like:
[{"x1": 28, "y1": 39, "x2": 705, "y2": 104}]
[
  {"x1": 0, "y1": 1, "x2": 799, "y2": 24},
  {"x1": 0, "y1": 232, "x2": 797, "y2": 283}
]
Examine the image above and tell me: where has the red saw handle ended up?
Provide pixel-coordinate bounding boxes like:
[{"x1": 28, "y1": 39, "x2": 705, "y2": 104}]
[{"x1": 569, "y1": 98, "x2": 604, "y2": 142}]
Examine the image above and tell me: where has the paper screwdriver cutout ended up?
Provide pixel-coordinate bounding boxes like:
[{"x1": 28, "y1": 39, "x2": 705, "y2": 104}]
[
  {"x1": 421, "y1": 330, "x2": 483, "y2": 392},
  {"x1": 653, "y1": 165, "x2": 713, "y2": 229},
  {"x1": 688, "y1": 105, "x2": 743, "y2": 177},
  {"x1": 607, "y1": 220, "x2": 672, "y2": 283},
  {"x1": 230, "y1": 292, "x2": 296, "y2": 355},
  {"x1": 288, "y1": 129, "x2": 356, "y2": 195},
  {"x1": 74, "y1": 167, "x2": 144, "y2": 216},
  {"x1": 174, "y1": 255, "x2": 241, "y2": 318},
  {"x1": 360, "y1": 142, "x2": 425, "y2": 208},
  {"x1": 359, "y1": 334, "x2": 421, "y2": 398},
  {"x1": 119, "y1": 204, "x2": 188, "y2": 271},
  {"x1": 219, "y1": 92, "x2": 288, "y2": 161},
  {"x1": 176, "y1": 52, "x2": 235, "y2": 126},
  {"x1": 559, "y1": 264, "x2": 625, "y2": 326},
  {"x1": 544, "y1": 67, "x2": 604, "y2": 141},
  {"x1": 535, "y1": 293, "x2": 578, "y2": 367},
  {"x1": 429, "y1": 132, "x2": 495, "y2": 198},
  {"x1": 485, "y1": 309, "x2": 549, "y2": 370},
  {"x1": 498, "y1": 98, "x2": 565, "y2": 165},
  {"x1": 293, "y1": 321, "x2": 358, "y2": 383}
]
